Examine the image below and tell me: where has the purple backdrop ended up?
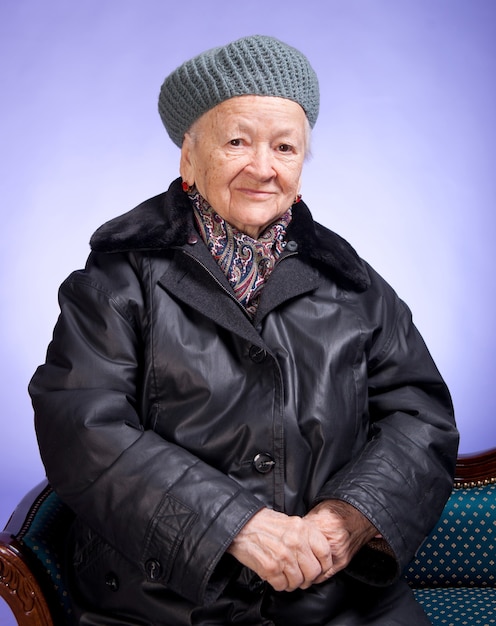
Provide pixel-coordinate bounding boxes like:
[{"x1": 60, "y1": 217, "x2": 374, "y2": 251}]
[{"x1": 1, "y1": 5, "x2": 495, "y2": 618}]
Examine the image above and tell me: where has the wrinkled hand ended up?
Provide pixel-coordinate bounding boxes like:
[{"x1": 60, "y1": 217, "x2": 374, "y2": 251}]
[
  {"x1": 227, "y1": 508, "x2": 334, "y2": 592},
  {"x1": 304, "y1": 499, "x2": 378, "y2": 582}
]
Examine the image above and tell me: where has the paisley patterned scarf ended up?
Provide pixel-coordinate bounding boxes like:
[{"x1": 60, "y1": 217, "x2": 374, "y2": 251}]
[{"x1": 189, "y1": 191, "x2": 292, "y2": 318}]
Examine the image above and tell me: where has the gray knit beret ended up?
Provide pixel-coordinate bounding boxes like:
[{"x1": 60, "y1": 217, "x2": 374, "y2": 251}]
[{"x1": 158, "y1": 35, "x2": 320, "y2": 147}]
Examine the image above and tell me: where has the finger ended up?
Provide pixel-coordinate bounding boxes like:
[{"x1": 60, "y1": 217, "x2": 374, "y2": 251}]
[
  {"x1": 266, "y1": 570, "x2": 292, "y2": 592},
  {"x1": 268, "y1": 542, "x2": 318, "y2": 591},
  {"x1": 288, "y1": 525, "x2": 333, "y2": 589},
  {"x1": 253, "y1": 541, "x2": 304, "y2": 591},
  {"x1": 307, "y1": 527, "x2": 334, "y2": 574},
  {"x1": 294, "y1": 547, "x2": 328, "y2": 589},
  {"x1": 277, "y1": 553, "x2": 306, "y2": 591}
]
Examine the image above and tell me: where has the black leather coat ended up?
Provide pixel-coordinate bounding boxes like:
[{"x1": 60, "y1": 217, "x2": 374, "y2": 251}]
[{"x1": 30, "y1": 178, "x2": 458, "y2": 625}]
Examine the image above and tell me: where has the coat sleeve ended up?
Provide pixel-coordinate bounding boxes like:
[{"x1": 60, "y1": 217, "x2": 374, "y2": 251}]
[
  {"x1": 29, "y1": 252, "x2": 264, "y2": 605},
  {"x1": 313, "y1": 270, "x2": 459, "y2": 586}
]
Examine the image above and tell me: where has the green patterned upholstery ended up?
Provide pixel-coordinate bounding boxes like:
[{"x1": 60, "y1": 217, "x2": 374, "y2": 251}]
[
  {"x1": 413, "y1": 588, "x2": 496, "y2": 624},
  {"x1": 404, "y1": 482, "x2": 496, "y2": 624},
  {"x1": 405, "y1": 483, "x2": 496, "y2": 587},
  {"x1": 19, "y1": 487, "x2": 75, "y2": 622}
]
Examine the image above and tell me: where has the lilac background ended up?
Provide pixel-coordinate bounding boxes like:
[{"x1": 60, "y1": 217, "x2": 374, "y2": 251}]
[{"x1": 1, "y1": 3, "x2": 495, "y2": 617}]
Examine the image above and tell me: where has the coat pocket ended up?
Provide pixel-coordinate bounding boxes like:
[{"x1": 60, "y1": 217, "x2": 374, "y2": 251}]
[{"x1": 69, "y1": 518, "x2": 145, "y2": 613}]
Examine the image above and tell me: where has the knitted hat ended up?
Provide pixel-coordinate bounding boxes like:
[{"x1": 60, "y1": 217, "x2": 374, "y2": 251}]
[{"x1": 158, "y1": 35, "x2": 320, "y2": 147}]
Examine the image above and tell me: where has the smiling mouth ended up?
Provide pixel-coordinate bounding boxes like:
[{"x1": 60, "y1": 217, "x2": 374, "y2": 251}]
[{"x1": 237, "y1": 188, "x2": 275, "y2": 198}]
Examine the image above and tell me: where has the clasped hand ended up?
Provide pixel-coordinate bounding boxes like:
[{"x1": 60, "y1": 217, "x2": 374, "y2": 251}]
[{"x1": 227, "y1": 500, "x2": 377, "y2": 592}]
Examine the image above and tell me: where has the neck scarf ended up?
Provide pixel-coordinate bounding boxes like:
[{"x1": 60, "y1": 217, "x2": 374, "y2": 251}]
[{"x1": 189, "y1": 191, "x2": 292, "y2": 317}]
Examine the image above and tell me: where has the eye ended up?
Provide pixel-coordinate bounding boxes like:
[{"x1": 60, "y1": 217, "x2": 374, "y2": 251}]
[
  {"x1": 229, "y1": 138, "x2": 242, "y2": 147},
  {"x1": 277, "y1": 144, "x2": 293, "y2": 153}
]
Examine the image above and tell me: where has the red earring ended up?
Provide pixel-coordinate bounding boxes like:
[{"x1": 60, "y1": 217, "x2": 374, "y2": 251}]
[
  {"x1": 294, "y1": 194, "x2": 302, "y2": 204},
  {"x1": 182, "y1": 180, "x2": 190, "y2": 192}
]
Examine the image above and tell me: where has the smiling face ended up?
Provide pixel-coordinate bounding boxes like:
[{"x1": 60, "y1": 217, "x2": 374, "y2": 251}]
[{"x1": 180, "y1": 95, "x2": 309, "y2": 239}]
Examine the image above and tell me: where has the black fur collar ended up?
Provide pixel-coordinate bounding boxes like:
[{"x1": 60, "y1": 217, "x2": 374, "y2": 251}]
[{"x1": 90, "y1": 178, "x2": 370, "y2": 292}]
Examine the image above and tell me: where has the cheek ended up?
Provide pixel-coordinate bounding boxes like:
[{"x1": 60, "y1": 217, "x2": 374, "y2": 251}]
[
  {"x1": 205, "y1": 160, "x2": 238, "y2": 192},
  {"x1": 282, "y1": 164, "x2": 303, "y2": 192},
  {"x1": 197, "y1": 166, "x2": 231, "y2": 204}
]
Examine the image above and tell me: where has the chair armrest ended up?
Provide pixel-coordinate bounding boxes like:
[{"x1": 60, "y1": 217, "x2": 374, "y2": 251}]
[
  {"x1": 3, "y1": 480, "x2": 50, "y2": 536},
  {"x1": 1, "y1": 479, "x2": 74, "y2": 625},
  {"x1": 0, "y1": 531, "x2": 53, "y2": 626},
  {"x1": 455, "y1": 447, "x2": 496, "y2": 487}
]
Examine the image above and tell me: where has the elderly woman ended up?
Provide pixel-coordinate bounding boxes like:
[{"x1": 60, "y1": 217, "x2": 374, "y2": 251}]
[{"x1": 30, "y1": 35, "x2": 458, "y2": 625}]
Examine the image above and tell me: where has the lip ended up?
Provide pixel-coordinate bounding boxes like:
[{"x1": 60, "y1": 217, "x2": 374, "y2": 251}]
[{"x1": 237, "y1": 188, "x2": 276, "y2": 199}]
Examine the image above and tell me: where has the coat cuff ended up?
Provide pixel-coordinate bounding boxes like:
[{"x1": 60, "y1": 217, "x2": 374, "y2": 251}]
[
  {"x1": 345, "y1": 537, "x2": 399, "y2": 586},
  {"x1": 142, "y1": 486, "x2": 264, "y2": 605}
]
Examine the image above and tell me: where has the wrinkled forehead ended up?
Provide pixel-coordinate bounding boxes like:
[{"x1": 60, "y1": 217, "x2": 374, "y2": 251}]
[{"x1": 188, "y1": 95, "x2": 310, "y2": 139}]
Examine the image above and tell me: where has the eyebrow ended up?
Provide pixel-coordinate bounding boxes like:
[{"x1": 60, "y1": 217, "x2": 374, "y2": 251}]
[{"x1": 228, "y1": 121, "x2": 303, "y2": 139}]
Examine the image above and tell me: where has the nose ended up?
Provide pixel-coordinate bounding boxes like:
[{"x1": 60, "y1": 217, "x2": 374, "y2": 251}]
[{"x1": 247, "y1": 145, "x2": 276, "y2": 180}]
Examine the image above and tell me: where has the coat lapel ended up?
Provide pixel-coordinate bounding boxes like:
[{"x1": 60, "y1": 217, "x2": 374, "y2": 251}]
[
  {"x1": 254, "y1": 254, "x2": 321, "y2": 325},
  {"x1": 158, "y1": 242, "x2": 266, "y2": 347}
]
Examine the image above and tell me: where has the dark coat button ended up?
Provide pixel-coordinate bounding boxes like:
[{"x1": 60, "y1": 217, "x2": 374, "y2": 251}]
[
  {"x1": 187, "y1": 234, "x2": 198, "y2": 245},
  {"x1": 249, "y1": 345, "x2": 267, "y2": 363},
  {"x1": 253, "y1": 452, "x2": 275, "y2": 474},
  {"x1": 145, "y1": 559, "x2": 162, "y2": 581},
  {"x1": 286, "y1": 240, "x2": 298, "y2": 252},
  {"x1": 105, "y1": 572, "x2": 119, "y2": 592}
]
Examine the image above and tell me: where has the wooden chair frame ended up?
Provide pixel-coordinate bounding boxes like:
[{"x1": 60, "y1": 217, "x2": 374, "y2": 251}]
[{"x1": 1, "y1": 482, "x2": 56, "y2": 625}]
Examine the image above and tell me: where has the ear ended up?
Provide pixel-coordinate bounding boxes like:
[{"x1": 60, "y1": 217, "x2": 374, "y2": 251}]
[
  {"x1": 179, "y1": 133, "x2": 195, "y2": 186},
  {"x1": 295, "y1": 176, "x2": 302, "y2": 197}
]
